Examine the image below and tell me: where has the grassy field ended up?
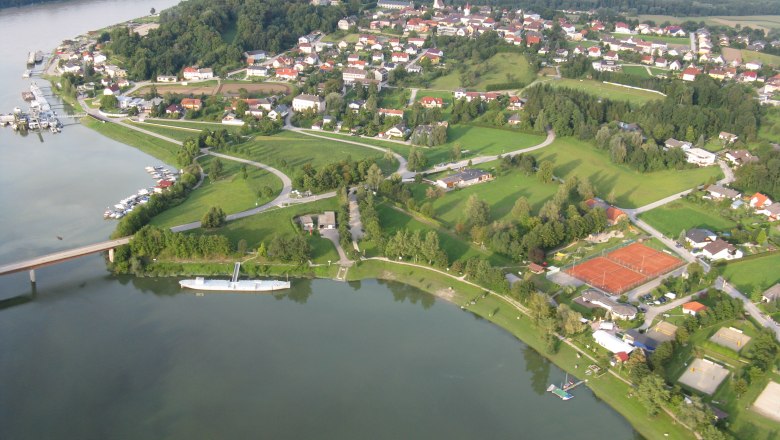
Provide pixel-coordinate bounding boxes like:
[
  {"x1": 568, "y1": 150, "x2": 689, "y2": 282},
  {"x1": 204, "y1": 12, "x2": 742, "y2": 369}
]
[
  {"x1": 722, "y1": 252, "x2": 780, "y2": 292},
  {"x1": 130, "y1": 121, "x2": 199, "y2": 142},
  {"x1": 411, "y1": 161, "x2": 560, "y2": 226},
  {"x1": 759, "y1": 108, "x2": 780, "y2": 144},
  {"x1": 622, "y1": 65, "x2": 651, "y2": 78},
  {"x1": 378, "y1": 87, "x2": 411, "y2": 109},
  {"x1": 372, "y1": 203, "x2": 512, "y2": 266},
  {"x1": 150, "y1": 155, "x2": 283, "y2": 228},
  {"x1": 639, "y1": 198, "x2": 738, "y2": 237},
  {"x1": 195, "y1": 197, "x2": 340, "y2": 262},
  {"x1": 82, "y1": 117, "x2": 180, "y2": 166},
  {"x1": 430, "y1": 52, "x2": 536, "y2": 91},
  {"x1": 547, "y1": 78, "x2": 663, "y2": 106},
  {"x1": 636, "y1": 14, "x2": 780, "y2": 32},
  {"x1": 321, "y1": 32, "x2": 359, "y2": 43},
  {"x1": 609, "y1": 32, "x2": 690, "y2": 45},
  {"x1": 228, "y1": 131, "x2": 398, "y2": 177},
  {"x1": 346, "y1": 259, "x2": 696, "y2": 440},
  {"x1": 531, "y1": 138, "x2": 723, "y2": 208},
  {"x1": 142, "y1": 118, "x2": 243, "y2": 133},
  {"x1": 741, "y1": 49, "x2": 780, "y2": 67}
]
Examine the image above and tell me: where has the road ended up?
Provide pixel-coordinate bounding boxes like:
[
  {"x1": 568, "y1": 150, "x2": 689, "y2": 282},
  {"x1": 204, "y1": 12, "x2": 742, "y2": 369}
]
[
  {"x1": 717, "y1": 277, "x2": 780, "y2": 341},
  {"x1": 0, "y1": 237, "x2": 131, "y2": 276},
  {"x1": 421, "y1": 129, "x2": 556, "y2": 175},
  {"x1": 639, "y1": 289, "x2": 705, "y2": 329},
  {"x1": 320, "y1": 229, "x2": 352, "y2": 266}
]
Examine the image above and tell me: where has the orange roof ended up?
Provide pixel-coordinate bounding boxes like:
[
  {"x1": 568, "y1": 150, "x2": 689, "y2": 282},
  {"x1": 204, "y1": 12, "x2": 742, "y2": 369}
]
[
  {"x1": 752, "y1": 193, "x2": 770, "y2": 206},
  {"x1": 683, "y1": 301, "x2": 707, "y2": 312}
]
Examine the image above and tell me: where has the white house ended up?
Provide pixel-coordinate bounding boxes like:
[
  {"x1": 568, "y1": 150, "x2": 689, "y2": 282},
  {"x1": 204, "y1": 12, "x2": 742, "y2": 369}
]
[
  {"x1": 702, "y1": 238, "x2": 743, "y2": 260},
  {"x1": 246, "y1": 65, "x2": 268, "y2": 77},
  {"x1": 685, "y1": 228, "x2": 717, "y2": 248},
  {"x1": 292, "y1": 94, "x2": 324, "y2": 113},
  {"x1": 749, "y1": 193, "x2": 773, "y2": 209},
  {"x1": 685, "y1": 147, "x2": 717, "y2": 166},
  {"x1": 182, "y1": 67, "x2": 214, "y2": 81},
  {"x1": 706, "y1": 185, "x2": 741, "y2": 200}
]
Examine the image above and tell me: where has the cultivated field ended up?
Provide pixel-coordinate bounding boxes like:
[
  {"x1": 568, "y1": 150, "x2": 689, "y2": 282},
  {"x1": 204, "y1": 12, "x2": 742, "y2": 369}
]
[
  {"x1": 217, "y1": 82, "x2": 292, "y2": 96},
  {"x1": 609, "y1": 32, "x2": 690, "y2": 46},
  {"x1": 531, "y1": 138, "x2": 722, "y2": 208},
  {"x1": 639, "y1": 198, "x2": 738, "y2": 237},
  {"x1": 636, "y1": 15, "x2": 780, "y2": 32},
  {"x1": 547, "y1": 78, "x2": 664, "y2": 105},
  {"x1": 133, "y1": 81, "x2": 291, "y2": 97},
  {"x1": 430, "y1": 52, "x2": 536, "y2": 91}
]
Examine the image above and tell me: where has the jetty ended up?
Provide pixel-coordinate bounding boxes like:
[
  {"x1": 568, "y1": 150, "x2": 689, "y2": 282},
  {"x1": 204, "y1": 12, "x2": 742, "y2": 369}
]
[{"x1": 547, "y1": 384, "x2": 574, "y2": 401}]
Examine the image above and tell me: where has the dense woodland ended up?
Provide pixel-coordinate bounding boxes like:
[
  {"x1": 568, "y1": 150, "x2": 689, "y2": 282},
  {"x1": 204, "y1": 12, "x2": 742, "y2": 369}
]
[
  {"x1": 106, "y1": 0, "x2": 356, "y2": 79},
  {"x1": 733, "y1": 146, "x2": 780, "y2": 200}
]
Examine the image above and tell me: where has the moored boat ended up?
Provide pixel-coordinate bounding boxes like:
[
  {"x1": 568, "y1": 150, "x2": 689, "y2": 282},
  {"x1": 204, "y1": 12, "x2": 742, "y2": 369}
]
[{"x1": 179, "y1": 277, "x2": 291, "y2": 292}]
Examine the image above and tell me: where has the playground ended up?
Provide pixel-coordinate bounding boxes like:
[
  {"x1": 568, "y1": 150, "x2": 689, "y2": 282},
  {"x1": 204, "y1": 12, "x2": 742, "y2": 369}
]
[
  {"x1": 565, "y1": 243, "x2": 682, "y2": 294},
  {"x1": 678, "y1": 358, "x2": 729, "y2": 395}
]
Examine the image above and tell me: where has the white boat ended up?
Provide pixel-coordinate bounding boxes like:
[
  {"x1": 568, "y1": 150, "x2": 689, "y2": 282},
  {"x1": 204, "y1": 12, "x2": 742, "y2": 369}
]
[
  {"x1": 22, "y1": 69, "x2": 31, "y2": 78},
  {"x1": 179, "y1": 277, "x2": 291, "y2": 292}
]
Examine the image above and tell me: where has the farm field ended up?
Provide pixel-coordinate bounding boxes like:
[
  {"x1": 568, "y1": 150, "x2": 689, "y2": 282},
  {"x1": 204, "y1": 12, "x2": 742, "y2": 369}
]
[
  {"x1": 722, "y1": 252, "x2": 780, "y2": 292},
  {"x1": 82, "y1": 117, "x2": 180, "y2": 166},
  {"x1": 636, "y1": 15, "x2": 780, "y2": 32},
  {"x1": 530, "y1": 137, "x2": 722, "y2": 208},
  {"x1": 151, "y1": 155, "x2": 283, "y2": 228},
  {"x1": 759, "y1": 108, "x2": 780, "y2": 143},
  {"x1": 546, "y1": 78, "x2": 663, "y2": 105},
  {"x1": 429, "y1": 52, "x2": 536, "y2": 91},
  {"x1": 410, "y1": 161, "x2": 560, "y2": 226},
  {"x1": 741, "y1": 49, "x2": 780, "y2": 68},
  {"x1": 639, "y1": 198, "x2": 738, "y2": 238},
  {"x1": 225, "y1": 131, "x2": 398, "y2": 177}
]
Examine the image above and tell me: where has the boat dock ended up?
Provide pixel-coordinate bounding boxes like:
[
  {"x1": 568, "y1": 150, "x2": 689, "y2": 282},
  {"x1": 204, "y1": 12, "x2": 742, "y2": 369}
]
[
  {"x1": 547, "y1": 384, "x2": 574, "y2": 401},
  {"x1": 231, "y1": 262, "x2": 241, "y2": 283},
  {"x1": 104, "y1": 165, "x2": 178, "y2": 219}
]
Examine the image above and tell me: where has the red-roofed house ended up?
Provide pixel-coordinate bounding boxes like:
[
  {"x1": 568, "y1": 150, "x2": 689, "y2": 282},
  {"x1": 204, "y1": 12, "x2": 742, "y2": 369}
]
[
  {"x1": 419, "y1": 96, "x2": 443, "y2": 108},
  {"x1": 585, "y1": 198, "x2": 627, "y2": 225},
  {"x1": 379, "y1": 108, "x2": 404, "y2": 118},
  {"x1": 750, "y1": 193, "x2": 773, "y2": 209},
  {"x1": 275, "y1": 68, "x2": 298, "y2": 80},
  {"x1": 588, "y1": 46, "x2": 602, "y2": 58},
  {"x1": 614, "y1": 22, "x2": 632, "y2": 34},
  {"x1": 682, "y1": 301, "x2": 708, "y2": 316},
  {"x1": 180, "y1": 98, "x2": 202, "y2": 110},
  {"x1": 682, "y1": 67, "x2": 701, "y2": 82}
]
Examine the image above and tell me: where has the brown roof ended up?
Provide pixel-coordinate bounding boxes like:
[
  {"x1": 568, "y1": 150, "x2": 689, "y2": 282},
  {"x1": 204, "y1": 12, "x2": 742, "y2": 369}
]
[{"x1": 683, "y1": 301, "x2": 708, "y2": 312}]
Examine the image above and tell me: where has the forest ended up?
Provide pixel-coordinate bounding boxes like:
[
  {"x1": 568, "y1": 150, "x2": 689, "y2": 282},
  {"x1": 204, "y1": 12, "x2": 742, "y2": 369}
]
[{"x1": 106, "y1": 0, "x2": 356, "y2": 79}]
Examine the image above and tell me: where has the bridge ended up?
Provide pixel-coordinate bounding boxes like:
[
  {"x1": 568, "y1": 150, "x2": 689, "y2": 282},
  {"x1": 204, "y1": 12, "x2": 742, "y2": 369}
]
[{"x1": 0, "y1": 237, "x2": 131, "y2": 283}]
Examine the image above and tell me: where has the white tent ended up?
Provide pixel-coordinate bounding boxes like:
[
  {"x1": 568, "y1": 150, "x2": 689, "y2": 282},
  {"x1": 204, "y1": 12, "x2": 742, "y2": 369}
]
[{"x1": 593, "y1": 330, "x2": 634, "y2": 354}]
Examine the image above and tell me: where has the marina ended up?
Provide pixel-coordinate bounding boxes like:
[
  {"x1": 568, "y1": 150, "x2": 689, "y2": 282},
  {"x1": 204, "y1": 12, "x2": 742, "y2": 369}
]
[
  {"x1": 103, "y1": 165, "x2": 178, "y2": 219},
  {"x1": 1, "y1": 82, "x2": 63, "y2": 133},
  {"x1": 179, "y1": 262, "x2": 292, "y2": 292}
]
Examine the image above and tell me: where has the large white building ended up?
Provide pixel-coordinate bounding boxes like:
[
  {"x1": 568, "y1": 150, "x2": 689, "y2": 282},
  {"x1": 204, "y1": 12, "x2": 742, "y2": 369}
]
[
  {"x1": 685, "y1": 147, "x2": 717, "y2": 166},
  {"x1": 292, "y1": 94, "x2": 324, "y2": 113}
]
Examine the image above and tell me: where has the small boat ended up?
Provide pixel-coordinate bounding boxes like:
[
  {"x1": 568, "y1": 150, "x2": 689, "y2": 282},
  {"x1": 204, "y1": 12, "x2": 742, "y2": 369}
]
[
  {"x1": 547, "y1": 384, "x2": 573, "y2": 401},
  {"x1": 22, "y1": 70, "x2": 31, "y2": 78},
  {"x1": 34, "y1": 51, "x2": 44, "y2": 63}
]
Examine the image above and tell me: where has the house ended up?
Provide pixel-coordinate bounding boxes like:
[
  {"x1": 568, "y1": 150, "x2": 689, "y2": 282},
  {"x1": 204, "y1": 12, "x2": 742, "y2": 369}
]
[
  {"x1": 682, "y1": 67, "x2": 701, "y2": 82},
  {"x1": 719, "y1": 132, "x2": 738, "y2": 144},
  {"x1": 182, "y1": 67, "x2": 214, "y2": 81},
  {"x1": 347, "y1": 100, "x2": 365, "y2": 112},
  {"x1": 435, "y1": 169, "x2": 493, "y2": 189},
  {"x1": 419, "y1": 96, "x2": 444, "y2": 108},
  {"x1": 299, "y1": 215, "x2": 315, "y2": 231},
  {"x1": 641, "y1": 55, "x2": 654, "y2": 65},
  {"x1": 682, "y1": 301, "x2": 708, "y2": 316},
  {"x1": 221, "y1": 112, "x2": 244, "y2": 126},
  {"x1": 746, "y1": 60, "x2": 763, "y2": 71},
  {"x1": 757, "y1": 202, "x2": 780, "y2": 221},
  {"x1": 725, "y1": 150, "x2": 757, "y2": 166},
  {"x1": 246, "y1": 65, "x2": 268, "y2": 77},
  {"x1": 740, "y1": 71, "x2": 758, "y2": 83},
  {"x1": 706, "y1": 185, "x2": 741, "y2": 200},
  {"x1": 507, "y1": 113, "x2": 521, "y2": 125},
  {"x1": 377, "y1": 0, "x2": 413, "y2": 9},
  {"x1": 292, "y1": 94, "x2": 324, "y2": 113},
  {"x1": 243, "y1": 50, "x2": 267, "y2": 64},
  {"x1": 685, "y1": 228, "x2": 717, "y2": 248},
  {"x1": 614, "y1": 22, "x2": 632, "y2": 34},
  {"x1": 592, "y1": 60, "x2": 621, "y2": 72},
  {"x1": 267, "y1": 105, "x2": 289, "y2": 121},
  {"x1": 654, "y1": 58, "x2": 668, "y2": 68},
  {"x1": 342, "y1": 67, "x2": 368, "y2": 83},
  {"x1": 762, "y1": 284, "x2": 780, "y2": 303},
  {"x1": 669, "y1": 60, "x2": 682, "y2": 71},
  {"x1": 585, "y1": 198, "x2": 627, "y2": 225},
  {"x1": 587, "y1": 46, "x2": 602, "y2": 58},
  {"x1": 749, "y1": 193, "x2": 773, "y2": 209},
  {"x1": 318, "y1": 211, "x2": 336, "y2": 229},
  {"x1": 580, "y1": 289, "x2": 637, "y2": 320},
  {"x1": 624, "y1": 329, "x2": 661, "y2": 352},
  {"x1": 528, "y1": 263, "x2": 545, "y2": 274},
  {"x1": 275, "y1": 68, "x2": 298, "y2": 80},
  {"x1": 603, "y1": 51, "x2": 619, "y2": 61},
  {"x1": 337, "y1": 18, "x2": 355, "y2": 31},
  {"x1": 664, "y1": 138, "x2": 692, "y2": 150},
  {"x1": 702, "y1": 239, "x2": 743, "y2": 260},
  {"x1": 593, "y1": 330, "x2": 635, "y2": 354},
  {"x1": 379, "y1": 108, "x2": 404, "y2": 118},
  {"x1": 685, "y1": 147, "x2": 717, "y2": 166},
  {"x1": 385, "y1": 123, "x2": 408, "y2": 139},
  {"x1": 391, "y1": 52, "x2": 409, "y2": 63},
  {"x1": 508, "y1": 96, "x2": 526, "y2": 110},
  {"x1": 156, "y1": 75, "x2": 177, "y2": 83},
  {"x1": 180, "y1": 98, "x2": 202, "y2": 110},
  {"x1": 165, "y1": 104, "x2": 183, "y2": 115},
  {"x1": 611, "y1": 351, "x2": 630, "y2": 366}
]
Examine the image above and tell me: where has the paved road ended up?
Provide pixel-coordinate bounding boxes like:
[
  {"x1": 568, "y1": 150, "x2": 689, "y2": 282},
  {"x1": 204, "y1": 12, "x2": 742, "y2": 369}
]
[
  {"x1": 320, "y1": 229, "x2": 352, "y2": 266},
  {"x1": 421, "y1": 129, "x2": 556, "y2": 175},
  {"x1": 639, "y1": 289, "x2": 705, "y2": 329},
  {"x1": 348, "y1": 189, "x2": 364, "y2": 241},
  {"x1": 717, "y1": 277, "x2": 780, "y2": 341},
  {"x1": 626, "y1": 265, "x2": 688, "y2": 303}
]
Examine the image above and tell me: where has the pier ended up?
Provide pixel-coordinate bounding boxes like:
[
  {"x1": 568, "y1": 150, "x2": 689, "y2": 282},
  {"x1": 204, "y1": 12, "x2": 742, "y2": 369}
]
[{"x1": 0, "y1": 237, "x2": 131, "y2": 284}]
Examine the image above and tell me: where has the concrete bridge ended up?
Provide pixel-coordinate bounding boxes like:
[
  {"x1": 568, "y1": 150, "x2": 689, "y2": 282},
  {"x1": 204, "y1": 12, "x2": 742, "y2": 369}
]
[{"x1": 0, "y1": 237, "x2": 131, "y2": 283}]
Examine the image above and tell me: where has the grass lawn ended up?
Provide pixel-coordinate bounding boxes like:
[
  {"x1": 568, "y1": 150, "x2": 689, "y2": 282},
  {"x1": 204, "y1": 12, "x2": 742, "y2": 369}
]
[
  {"x1": 321, "y1": 32, "x2": 358, "y2": 43},
  {"x1": 430, "y1": 52, "x2": 536, "y2": 91},
  {"x1": 227, "y1": 131, "x2": 398, "y2": 177},
  {"x1": 742, "y1": 49, "x2": 780, "y2": 67},
  {"x1": 759, "y1": 108, "x2": 780, "y2": 144},
  {"x1": 82, "y1": 117, "x2": 180, "y2": 166},
  {"x1": 531, "y1": 137, "x2": 723, "y2": 208},
  {"x1": 622, "y1": 65, "x2": 651, "y2": 78},
  {"x1": 379, "y1": 87, "x2": 410, "y2": 109},
  {"x1": 649, "y1": 67, "x2": 669, "y2": 76},
  {"x1": 722, "y1": 252, "x2": 780, "y2": 292},
  {"x1": 411, "y1": 161, "x2": 560, "y2": 226},
  {"x1": 372, "y1": 202, "x2": 512, "y2": 266},
  {"x1": 144, "y1": 119, "x2": 243, "y2": 133},
  {"x1": 150, "y1": 155, "x2": 283, "y2": 228},
  {"x1": 547, "y1": 78, "x2": 663, "y2": 106},
  {"x1": 195, "y1": 198, "x2": 340, "y2": 259},
  {"x1": 609, "y1": 32, "x2": 690, "y2": 45},
  {"x1": 639, "y1": 198, "x2": 738, "y2": 238},
  {"x1": 129, "y1": 121, "x2": 199, "y2": 142}
]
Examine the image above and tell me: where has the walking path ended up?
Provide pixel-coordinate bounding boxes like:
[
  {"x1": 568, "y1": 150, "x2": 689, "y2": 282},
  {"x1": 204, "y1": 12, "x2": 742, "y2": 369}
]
[
  {"x1": 407, "y1": 88, "x2": 418, "y2": 106},
  {"x1": 321, "y1": 229, "x2": 352, "y2": 266}
]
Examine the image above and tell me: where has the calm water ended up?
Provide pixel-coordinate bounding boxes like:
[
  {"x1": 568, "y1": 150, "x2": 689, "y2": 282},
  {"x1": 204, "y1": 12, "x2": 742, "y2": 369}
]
[{"x1": 0, "y1": 1, "x2": 638, "y2": 438}]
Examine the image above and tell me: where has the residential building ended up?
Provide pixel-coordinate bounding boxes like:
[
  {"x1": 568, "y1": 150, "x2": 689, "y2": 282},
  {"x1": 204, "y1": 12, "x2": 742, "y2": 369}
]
[
  {"x1": 182, "y1": 67, "x2": 214, "y2": 80},
  {"x1": 682, "y1": 301, "x2": 708, "y2": 316},
  {"x1": 685, "y1": 147, "x2": 717, "y2": 166},
  {"x1": 180, "y1": 98, "x2": 202, "y2": 110},
  {"x1": 664, "y1": 138, "x2": 692, "y2": 150},
  {"x1": 593, "y1": 330, "x2": 635, "y2": 354},
  {"x1": 292, "y1": 94, "x2": 324, "y2": 113},
  {"x1": 725, "y1": 150, "x2": 757, "y2": 166},
  {"x1": 435, "y1": 169, "x2": 494, "y2": 189},
  {"x1": 378, "y1": 108, "x2": 404, "y2": 118},
  {"x1": 685, "y1": 228, "x2": 717, "y2": 248},
  {"x1": 719, "y1": 132, "x2": 738, "y2": 144},
  {"x1": 243, "y1": 50, "x2": 267, "y2": 64},
  {"x1": 580, "y1": 289, "x2": 637, "y2": 320},
  {"x1": 585, "y1": 198, "x2": 627, "y2": 225},
  {"x1": 701, "y1": 238, "x2": 743, "y2": 260},
  {"x1": 749, "y1": 193, "x2": 773, "y2": 209},
  {"x1": 318, "y1": 211, "x2": 336, "y2": 229},
  {"x1": 342, "y1": 67, "x2": 368, "y2": 83},
  {"x1": 377, "y1": 0, "x2": 413, "y2": 9},
  {"x1": 706, "y1": 185, "x2": 741, "y2": 200},
  {"x1": 757, "y1": 202, "x2": 780, "y2": 221},
  {"x1": 419, "y1": 96, "x2": 444, "y2": 108},
  {"x1": 385, "y1": 123, "x2": 408, "y2": 139},
  {"x1": 762, "y1": 284, "x2": 780, "y2": 303},
  {"x1": 247, "y1": 65, "x2": 269, "y2": 77},
  {"x1": 156, "y1": 75, "x2": 177, "y2": 83}
]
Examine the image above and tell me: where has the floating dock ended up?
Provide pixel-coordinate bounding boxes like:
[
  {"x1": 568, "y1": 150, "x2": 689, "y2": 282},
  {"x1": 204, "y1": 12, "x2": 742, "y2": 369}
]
[{"x1": 547, "y1": 384, "x2": 574, "y2": 401}]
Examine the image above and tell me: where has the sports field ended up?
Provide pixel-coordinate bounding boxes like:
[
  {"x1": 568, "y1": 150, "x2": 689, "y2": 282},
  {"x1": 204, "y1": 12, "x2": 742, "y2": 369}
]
[
  {"x1": 566, "y1": 243, "x2": 682, "y2": 294},
  {"x1": 677, "y1": 358, "x2": 729, "y2": 395}
]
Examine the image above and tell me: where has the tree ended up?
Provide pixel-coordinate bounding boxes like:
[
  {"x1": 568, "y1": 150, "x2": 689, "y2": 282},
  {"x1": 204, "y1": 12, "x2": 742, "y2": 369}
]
[
  {"x1": 366, "y1": 163, "x2": 383, "y2": 190},
  {"x1": 464, "y1": 194, "x2": 490, "y2": 227},
  {"x1": 606, "y1": 189, "x2": 617, "y2": 204},
  {"x1": 511, "y1": 197, "x2": 531, "y2": 221},
  {"x1": 208, "y1": 158, "x2": 224, "y2": 180},
  {"x1": 733, "y1": 377, "x2": 748, "y2": 397},
  {"x1": 557, "y1": 304, "x2": 586, "y2": 336},
  {"x1": 201, "y1": 206, "x2": 226, "y2": 228},
  {"x1": 150, "y1": 7, "x2": 156, "y2": 14},
  {"x1": 100, "y1": 93, "x2": 118, "y2": 110},
  {"x1": 537, "y1": 160, "x2": 554, "y2": 183},
  {"x1": 636, "y1": 374, "x2": 670, "y2": 417},
  {"x1": 451, "y1": 143, "x2": 462, "y2": 162},
  {"x1": 678, "y1": 395, "x2": 714, "y2": 430},
  {"x1": 756, "y1": 228, "x2": 767, "y2": 244}
]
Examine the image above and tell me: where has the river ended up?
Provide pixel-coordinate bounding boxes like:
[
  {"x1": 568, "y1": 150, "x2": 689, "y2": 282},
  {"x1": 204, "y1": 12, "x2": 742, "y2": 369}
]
[{"x1": 0, "y1": 1, "x2": 638, "y2": 438}]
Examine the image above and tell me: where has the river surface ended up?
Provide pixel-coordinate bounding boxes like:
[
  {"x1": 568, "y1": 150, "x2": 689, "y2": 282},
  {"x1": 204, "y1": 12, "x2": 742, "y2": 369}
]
[{"x1": 0, "y1": 1, "x2": 638, "y2": 438}]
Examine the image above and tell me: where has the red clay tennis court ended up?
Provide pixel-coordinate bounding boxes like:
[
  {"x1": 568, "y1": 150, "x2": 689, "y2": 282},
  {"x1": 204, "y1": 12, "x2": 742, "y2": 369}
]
[
  {"x1": 566, "y1": 257, "x2": 647, "y2": 294},
  {"x1": 566, "y1": 243, "x2": 682, "y2": 294},
  {"x1": 607, "y1": 243, "x2": 683, "y2": 277}
]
